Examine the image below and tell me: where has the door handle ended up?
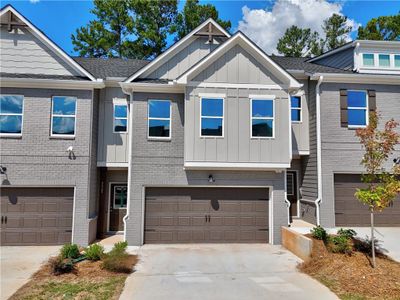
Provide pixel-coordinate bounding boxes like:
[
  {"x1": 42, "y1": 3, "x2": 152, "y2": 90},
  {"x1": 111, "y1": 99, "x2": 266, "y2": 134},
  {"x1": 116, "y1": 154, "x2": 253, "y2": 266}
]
[
  {"x1": 5, "y1": 216, "x2": 7, "y2": 224},
  {"x1": 205, "y1": 215, "x2": 207, "y2": 222},
  {"x1": 208, "y1": 215, "x2": 211, "y2": 223},
  {"x1": 1, "y1": 216, "x2": 3, "y2": 224}
]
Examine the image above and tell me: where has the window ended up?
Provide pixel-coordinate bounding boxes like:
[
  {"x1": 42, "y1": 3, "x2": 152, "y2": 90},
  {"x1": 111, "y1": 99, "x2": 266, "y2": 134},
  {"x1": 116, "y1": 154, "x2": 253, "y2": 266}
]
[
  {"x1": 51, "y1": 96, "x2": 76, "y2": 136},
  {"x1": 201, "y1": 98, "x2": 224, "y2": 137},
  {"x1": 362, "y1": 53, "x2": 375, "y2": 67},
  {"x1": 290, "y1": 96, "x2": 301, "y2": 122},
  {"x1": 251, "y1": 99, "x2": 274, "y2": 138},
  {"x1": 113, "y1": 104, "x2": 128, "y2": 133},
  {"x1": 395, "y1": 55, "x2": 400, "y2": 68},
  {"x1": 148, "y1": 100, "x2": 171, "y2": 138},
  {"x1": 347, "y1": 90, "x2": 368, "y2": 127},
  {"x1": 379, "y1": 54, "x2": 390, "y2": 67},
  {"x1": 113, "y1": 184, "x2": 127, "y2": 209},
  {"x1": 0, "y1": 95, "x2": 23, "y2": 135}
]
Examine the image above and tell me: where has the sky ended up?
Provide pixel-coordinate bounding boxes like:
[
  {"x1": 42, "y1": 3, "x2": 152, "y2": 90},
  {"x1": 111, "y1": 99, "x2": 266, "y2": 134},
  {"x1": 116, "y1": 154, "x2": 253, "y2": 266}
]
[{"x1": 3, "y1": 0, "x2": 400, "y2": 56}]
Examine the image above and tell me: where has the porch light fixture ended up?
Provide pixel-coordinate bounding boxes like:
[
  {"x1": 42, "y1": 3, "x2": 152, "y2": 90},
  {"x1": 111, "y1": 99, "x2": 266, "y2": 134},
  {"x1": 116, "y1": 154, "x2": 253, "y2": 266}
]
[
  {"x1": 0, "y1": 166, "x2": 7, "y2": 174},
  {"x1": 208, "y1": 174, "x2": 215, "y2": 183}
]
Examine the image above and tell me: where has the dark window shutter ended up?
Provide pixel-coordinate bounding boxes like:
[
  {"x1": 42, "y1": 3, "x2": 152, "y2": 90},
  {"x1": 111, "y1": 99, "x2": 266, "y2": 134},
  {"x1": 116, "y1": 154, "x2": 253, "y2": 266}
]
[
  {"x1": 340, "y1": 89, "x2": 348, "y2": 127},
  {"x1": 368, "y1": 90, "x2": 376, "y2": 112}
]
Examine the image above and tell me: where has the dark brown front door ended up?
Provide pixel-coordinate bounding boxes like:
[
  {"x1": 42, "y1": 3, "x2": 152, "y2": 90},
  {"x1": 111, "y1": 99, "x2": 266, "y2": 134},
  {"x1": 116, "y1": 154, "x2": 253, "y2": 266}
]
[
  {"x1": 334, "y1": 174, "x2": 400, "y2": 226},
  {"x1": 109, "y1": 184, "x2": 127, "y2": 231},
  {"x1": 144, "y1": 187, "x2": 269, "y2": 244},
  {"x1": 0, "y1": 187, "x2": 73, "y2": 246},
  {"x1": 287, "y1": 171, "x2": 298, "y2": 217}
]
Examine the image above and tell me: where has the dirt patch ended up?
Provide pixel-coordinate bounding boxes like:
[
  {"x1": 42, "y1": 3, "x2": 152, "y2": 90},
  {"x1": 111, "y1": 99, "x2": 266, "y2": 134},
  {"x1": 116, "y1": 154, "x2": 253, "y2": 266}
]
[
  {"x1": 299, "y1": 238, "x2": 400, "y2": 300},
  {"x1": 9, "y1": 255, "x2": 138, "y2": 300}
]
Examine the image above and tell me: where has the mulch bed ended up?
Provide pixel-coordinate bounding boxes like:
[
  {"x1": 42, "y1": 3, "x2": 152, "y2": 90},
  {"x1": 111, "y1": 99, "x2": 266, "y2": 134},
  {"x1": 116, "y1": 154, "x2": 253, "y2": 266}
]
[{"x1": 299, "y1": 236, "x2": 400, "y2": 300}]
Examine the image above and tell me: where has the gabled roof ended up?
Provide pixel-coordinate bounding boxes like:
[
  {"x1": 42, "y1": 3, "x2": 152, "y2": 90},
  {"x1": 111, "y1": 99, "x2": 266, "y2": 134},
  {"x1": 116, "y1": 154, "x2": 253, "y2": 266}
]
[
  {"x1": 124, "y1": 18, "x2": 231, "y2": 83},
  {"x1": 176, "y1": 31, "x2": 302, "y2": 89},
  {"x1": 0, "y1": 4, "x2": 98, "y2": 81}
]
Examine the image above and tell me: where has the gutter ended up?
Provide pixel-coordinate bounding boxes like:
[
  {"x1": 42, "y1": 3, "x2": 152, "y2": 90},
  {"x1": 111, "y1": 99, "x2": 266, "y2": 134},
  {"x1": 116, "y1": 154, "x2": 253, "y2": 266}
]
[
  {"x1": 0, "y1": 77, "x2": 105, "y2": 89},
  {"x1": 315, "y1": 75, "x2": 324, "y2": 226}
]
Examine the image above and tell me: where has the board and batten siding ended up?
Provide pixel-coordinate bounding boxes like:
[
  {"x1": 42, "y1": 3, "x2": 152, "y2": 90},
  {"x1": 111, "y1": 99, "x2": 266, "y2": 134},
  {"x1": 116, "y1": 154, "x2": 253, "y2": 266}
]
[
  {"x1": 0, "y1": 27, "x2": 79, "y2": 76},
  {"x1": 291, "y1": 79, "x2": 310, "y2": 154},
  {"x1": 97, "y1": 87, "x2": 129, "y2": 165}
]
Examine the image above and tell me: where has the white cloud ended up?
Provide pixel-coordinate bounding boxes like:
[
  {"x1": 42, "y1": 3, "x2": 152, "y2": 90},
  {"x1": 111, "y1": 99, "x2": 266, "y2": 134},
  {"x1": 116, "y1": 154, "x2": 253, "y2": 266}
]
[
  {"x1": 238, "y1": 0, "x2": 359, "y2": 55},
  {"x1": 29, "y1": 0, "x2": 40, "y2": 3}
]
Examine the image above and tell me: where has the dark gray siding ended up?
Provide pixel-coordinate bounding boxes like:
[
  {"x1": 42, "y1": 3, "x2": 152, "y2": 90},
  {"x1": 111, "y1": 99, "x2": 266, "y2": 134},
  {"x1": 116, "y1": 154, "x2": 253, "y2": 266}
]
[{"x1": 313, "y1": 47, "x2": 354, "y2": 71}]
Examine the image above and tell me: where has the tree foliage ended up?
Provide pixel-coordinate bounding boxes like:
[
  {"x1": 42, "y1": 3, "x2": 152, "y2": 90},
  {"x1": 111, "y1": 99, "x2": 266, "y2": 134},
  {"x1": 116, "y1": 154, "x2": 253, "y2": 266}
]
[
  {"x1": 276, "y1": 26, "x2": 318, "y2": 57},
  {"x1": 322, "y1": 14, "x2": 352, "y2": 50},
  {"x1": 357, "y1": 13, "x2": 400, "y2": 41}
]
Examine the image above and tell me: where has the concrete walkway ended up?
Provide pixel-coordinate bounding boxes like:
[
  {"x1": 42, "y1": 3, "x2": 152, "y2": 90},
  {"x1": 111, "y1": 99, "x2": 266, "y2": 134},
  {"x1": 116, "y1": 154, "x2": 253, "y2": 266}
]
[
  {"x1": 0, "y1": 246, "x2": 60, "y2": 300},
  {"x1": 120, "y1": 244, "x2": 338, "y2": 300}
]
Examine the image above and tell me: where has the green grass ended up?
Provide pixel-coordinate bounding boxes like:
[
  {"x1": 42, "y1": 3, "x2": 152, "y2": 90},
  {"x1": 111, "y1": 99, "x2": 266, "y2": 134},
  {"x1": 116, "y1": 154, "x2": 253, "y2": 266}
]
[{"x1": 20, "y1": 276, "x2": 126, "y2": 300}]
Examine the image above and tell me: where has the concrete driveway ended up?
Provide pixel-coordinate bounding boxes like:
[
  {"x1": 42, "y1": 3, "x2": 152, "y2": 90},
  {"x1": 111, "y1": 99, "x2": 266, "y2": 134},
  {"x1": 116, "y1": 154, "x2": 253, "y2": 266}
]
[
  {"x1": 0, "y1": 246, "x2": 60, "y2": 300},
  {"x1": 120, "y1": 244, "x2": 337, "y2": 300}
]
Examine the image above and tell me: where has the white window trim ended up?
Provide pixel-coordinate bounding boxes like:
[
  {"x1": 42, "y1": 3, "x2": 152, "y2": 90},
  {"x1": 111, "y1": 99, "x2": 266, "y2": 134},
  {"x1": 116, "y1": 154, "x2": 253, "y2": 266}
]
[
  {"x1": 250, "y1": 98, "x2": 275, "y2": 139},
  {"x1": 113, "y1": 184, "x2": 128, "y2": 209},
  {"x1": 147, "y1": 99, "x2": 172, "y2": 140},
  {"x1": 361, "y1": 52, "x2": 400, "y2": 70},
  {"x1": 290, "y1": 95, "x2": 302, "y2": 123},
  {"x1": 0, "y1": 94, "x2": 24, "y2": 137},
  {"x1": 50, "y1": 96, "x2": 77, "y2": 138},
  {"x1": 113, "y1": 99, "x2": 128, "y2": 134},
  {"x1": 347, "y1": 90, "x2": 369, "y2": 129},
  {"x1": 200, "y1": 96, "x2": 225, "y2": 138}
]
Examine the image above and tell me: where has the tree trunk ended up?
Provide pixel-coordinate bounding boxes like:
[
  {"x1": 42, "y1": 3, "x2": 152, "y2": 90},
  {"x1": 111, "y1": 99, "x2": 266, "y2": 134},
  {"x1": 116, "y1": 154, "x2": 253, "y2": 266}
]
[{"x1": 371, "y1": 208, "x2": 376, "y2": 268}]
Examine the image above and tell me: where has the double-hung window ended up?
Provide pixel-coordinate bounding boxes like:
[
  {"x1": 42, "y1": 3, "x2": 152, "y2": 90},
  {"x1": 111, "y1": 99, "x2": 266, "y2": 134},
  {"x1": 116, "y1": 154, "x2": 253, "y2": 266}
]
[
  {"x1": 51, "y1": 96, "x2": 77, "y2": 136},
  {"x1": 200, "y1": 98, "x2": 224, "y2": 137},
  {"x1": 347, "y1": 90, "x2": 368, "y2": 128},
  {"x1": 113, "y1": 184, "x2": 127, "y2": 209},
  {"x1": 362, "y1": 53, "x2": 375, "y2": 67},
  {"x1": 148, "y1": 100, "x2": 171, "y2": 139},
  {"x1": 290, "y1": 96, "x2": 301, "y2": 122},
  {"x1": 0, "y1": 95, "x2": 24, "y2": 136},
  {"x1": 113, "y1": 102, "x2": 128, "y2": 133},
  {"x1": 251, "y1": 98, "x2": 274, "y2": 138}
]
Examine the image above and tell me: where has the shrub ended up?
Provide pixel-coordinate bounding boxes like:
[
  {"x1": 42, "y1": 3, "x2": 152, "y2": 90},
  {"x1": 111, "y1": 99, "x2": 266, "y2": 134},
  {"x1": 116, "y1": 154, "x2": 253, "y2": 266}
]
[
  {"x1": 49, "y1": 256, "x2": 75, "y2": 275},
  {"x1": 112, "y1": 241, "x2": 128, "y2": 253},
  {"x1": 101, "y1": 241, "x2": 132, "y2": 273},
  {"x1": 85, "y1": 244, "x2": 104, "y2": 261},
  {"x1": 327, "y1": 235, "x2": 352, "y2": 255},
  {"x1": 310, "y1": 226, "x2": 328, "y2": 241},
  {"x1": 337, "y1": 228, "x2": 357, "y2": 239},
  {"x1": 60, "y1": 243, "x2": 80, "y2": 259}
]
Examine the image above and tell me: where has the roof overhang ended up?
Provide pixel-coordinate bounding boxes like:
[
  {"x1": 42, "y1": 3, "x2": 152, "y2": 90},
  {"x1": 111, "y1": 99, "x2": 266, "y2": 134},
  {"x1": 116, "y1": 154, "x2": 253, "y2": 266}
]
[
  {"x1": 309, "y1": 72, "x2": 400, "y2": 85},
  {"x1": 120, "y1": 81, "x2": 184, "y2": 95},
  {"x1": 0, "y1": 77, "x2": 105, "y2": 90}
]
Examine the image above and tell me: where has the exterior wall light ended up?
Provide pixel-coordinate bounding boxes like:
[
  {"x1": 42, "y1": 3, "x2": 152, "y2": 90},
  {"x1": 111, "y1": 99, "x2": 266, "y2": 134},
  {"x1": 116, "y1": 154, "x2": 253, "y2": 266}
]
[
  {"x1": 208, "y1": 174, "x2": 215, "y2": 183},
  {"x1": 0, "y1": 166, "x2": 7, "y2": 174}
]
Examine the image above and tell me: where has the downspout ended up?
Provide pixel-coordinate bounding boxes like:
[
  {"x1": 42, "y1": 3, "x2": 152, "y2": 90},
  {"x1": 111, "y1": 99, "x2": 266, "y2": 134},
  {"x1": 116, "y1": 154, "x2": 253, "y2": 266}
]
[
  {"x1": 284, "y1": 169, "x2": 291, "y2": 226},
  {"x1": 315, "y1": 75, "x2": 324, "y2": 226}
]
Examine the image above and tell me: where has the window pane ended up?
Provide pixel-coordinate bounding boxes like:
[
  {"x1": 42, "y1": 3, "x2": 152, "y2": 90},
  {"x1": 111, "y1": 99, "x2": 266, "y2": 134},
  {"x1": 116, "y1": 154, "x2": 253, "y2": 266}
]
[
  {"x1": 290, "y1": 96, "x2": 301, "y2": 108},
  {"x1": 114, "y1": 105, "x2": 127, "y2": 118},
  {"x1": 201, "y1": 118, "x2": 223, "y2": 136},
  {"x1": 149, "y1": 119, "x2": 170, "y2": 137},
  {"x1": 201, "y1": 98, "x2": 223, "y2": 117},
  {"x1": 291, "y1": 109, "x2": 301, "y2": 122},
  {"x1": 347, "y1": 91, "x2": 366, "y2": 107},
  {"x1": 363, "y1": 54, "x2": 374, "y2": 66},
  {"x1": 52, "y1": 116, "x2": 75, "y2": 135},
  {"x1": 149, "y1": 100, "x2": 170, "y2": 118},
  {"x1": 252, "y1": 100, "x2": 273, "y2": 117},
  {"x1": 114, "y1": 186, "x2": 127, "y2": 208},
  {"x1": 395, "y1": 55, "x2": 400, "y2": 68},
  {"x1": 0, "y1": 115, "x2": 22, "y2": 134},
  {"x1": 53, "y1": 96, "x2": 76, "y2": 115},
  {"x1": 0, "y1": 95, "x2": 23, "y2": 114},
  {"x1": 114, "y1": 119, "x2": 127, "y2": 132},
  {"x1": 379, "y1": 54, "x2": 390, "y2": 67},
  {"x1": 252, "y1": 119, "x2": 273, "y2": 137},
  {"x1": 348, "y1": 109, "x2": 367, "y2": 126}
]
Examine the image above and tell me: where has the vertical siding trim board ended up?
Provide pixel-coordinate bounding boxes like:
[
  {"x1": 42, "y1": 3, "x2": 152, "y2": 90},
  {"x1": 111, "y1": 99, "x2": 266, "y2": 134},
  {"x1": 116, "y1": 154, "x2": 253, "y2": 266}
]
[{"x1": 315, "y1": 76, "x2": 324, "y2": 226}]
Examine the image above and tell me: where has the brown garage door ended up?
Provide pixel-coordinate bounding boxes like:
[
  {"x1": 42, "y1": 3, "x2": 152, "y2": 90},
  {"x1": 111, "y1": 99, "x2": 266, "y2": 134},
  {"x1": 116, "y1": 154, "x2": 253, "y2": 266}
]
[
  {"x1": 145, "y1": 187, "x2": 269, "y2": 243},
  {"x1": 1, "y1": 187, "x2": 74, "y2": 245},
  {"x1": 334, "y1": 174, "x2": 400, "y2": 226}
]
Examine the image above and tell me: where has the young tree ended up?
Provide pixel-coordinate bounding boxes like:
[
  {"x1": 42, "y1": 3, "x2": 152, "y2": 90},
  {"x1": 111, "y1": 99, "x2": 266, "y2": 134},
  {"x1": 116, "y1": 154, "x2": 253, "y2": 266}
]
[
  {"x1": 355, "y1": 112, "x2": 400, "y2": 268},
  {"x1": 173, "y1": 0, "x2": 231, "y2": 40},
  {"x1": 322, "y1": 13, "x2": 352, "y2": 50},
  {"x1": 276, "y1": 26, "x2": 319, "y2": 57},
  {"x1": 357, "y1": 14, "x2": 400, "y2": 41}
]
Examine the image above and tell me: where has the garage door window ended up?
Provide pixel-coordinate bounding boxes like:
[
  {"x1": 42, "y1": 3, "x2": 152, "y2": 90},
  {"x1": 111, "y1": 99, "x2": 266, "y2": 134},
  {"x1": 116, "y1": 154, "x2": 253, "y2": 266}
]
[
  {"x1": 113, "y1": 185, "x2": 127, "y2": 209},
  {"x1": 51, "y1": 96, "x2": 77, "y2": 137},
  {"x1": 0, "y1": 95, "x2": 24, "y2": 136},
  {"x1": 148, "y1": 100, "x2": 171, "y2": 139}
]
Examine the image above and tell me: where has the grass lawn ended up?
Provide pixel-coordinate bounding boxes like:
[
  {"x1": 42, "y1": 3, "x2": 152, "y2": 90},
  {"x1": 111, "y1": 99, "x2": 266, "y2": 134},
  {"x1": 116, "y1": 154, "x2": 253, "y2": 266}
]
[{"x1": 9, "y1": 256, "x2": 137, "y2": 300}]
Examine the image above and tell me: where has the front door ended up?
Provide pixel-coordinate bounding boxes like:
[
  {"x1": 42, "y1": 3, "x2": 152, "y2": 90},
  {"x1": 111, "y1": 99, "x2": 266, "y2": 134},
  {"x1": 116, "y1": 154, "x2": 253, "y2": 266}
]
[
  {"x1": 109, "y1": 184, "x2": 127, "y2": 232},
  {"x1": 287, "y1": 171, "x2": 298, "y2": 217}
]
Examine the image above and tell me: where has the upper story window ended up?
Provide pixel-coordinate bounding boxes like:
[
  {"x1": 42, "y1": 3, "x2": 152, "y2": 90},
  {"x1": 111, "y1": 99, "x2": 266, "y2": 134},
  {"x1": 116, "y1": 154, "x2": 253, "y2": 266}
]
[
  {"x1": 0, "y1": 95, "x2": 24, "y2": 136},
  {"x1": 362, "y1": 53, "x2": 374, "y2": 67},
  {"x1": 290, "y1": 96, "x2": 301, "y2": 122},
  {"x1": 201, "y1": 98, "x2": 224, "y2": 137},
  {"x1": 379, "y1": 54, "x2": 390, "y2": 67},
  {"x1": 347, "y1": 90, "x2": 368, "y2": 128},
  {"x1": 395, "y1": 55, "x2": 400, "y2": 68},
  {"x1": 113, "y1": 103, "x2": 128, "y2": 133},
  {"x1": 148, "y1": 100, "x2": 171, "y2": 139},
  {"x1": 361, "y1": 53, "x2": 400, "y2": 69},
  {"x1": 51, "y1": 96, "x2": 76, "y2": 137},
  {"x1": 251, "y1": 98, "x2": 274, "y2": 138}
]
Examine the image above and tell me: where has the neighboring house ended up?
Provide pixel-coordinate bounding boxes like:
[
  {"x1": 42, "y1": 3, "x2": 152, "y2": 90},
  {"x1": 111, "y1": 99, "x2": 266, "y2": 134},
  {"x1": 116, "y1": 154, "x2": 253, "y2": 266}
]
[{"x1": 0, "y1": 5, "x2": 399, "y2": 247}]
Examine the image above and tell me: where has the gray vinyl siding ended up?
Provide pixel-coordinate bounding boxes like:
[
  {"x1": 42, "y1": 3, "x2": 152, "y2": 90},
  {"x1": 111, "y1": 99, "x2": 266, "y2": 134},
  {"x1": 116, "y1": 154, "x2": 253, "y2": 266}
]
[
  {"x1": 97, "y1": 87, "x2": 129, "y2": 164},
  {"x1": 0, "y1": 27, "x2": 79, "y2": 76},
  {"x1": 319, "y1": 83, "x2": 400, "y2": 227},
  {"x1": 0, "y1": 87, "x2": 97, "y2": 246},
  {"x1": 313, "y1": 47, "x2": 354, "y2": 70},
  {"x1": 291, "y1": 79, "x2": 310, "y2": 154},
  {"x1": 146, "y1": 37, "x2": 220, "y2": 80}
]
